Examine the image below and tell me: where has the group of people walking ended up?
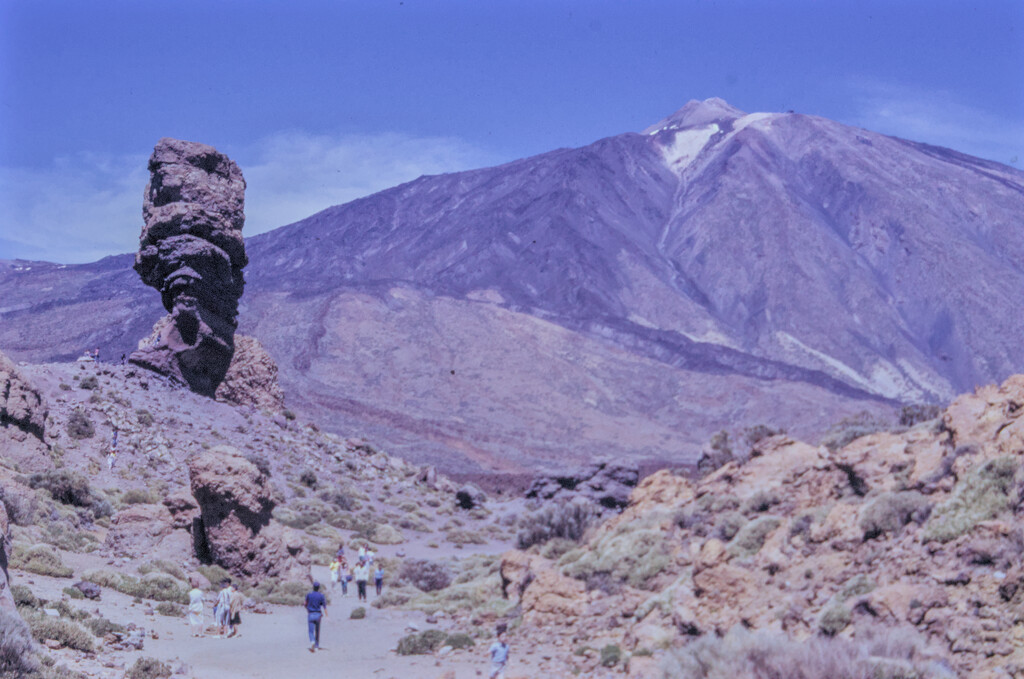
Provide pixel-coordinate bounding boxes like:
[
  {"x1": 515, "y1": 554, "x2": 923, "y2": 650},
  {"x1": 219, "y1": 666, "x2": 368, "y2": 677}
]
[
  {"x1": 327, "y1": 542, "x2": 384, "y2": 602},
  {"x1": 187, "y1": 577, "x2": 244, "y2": 638}
]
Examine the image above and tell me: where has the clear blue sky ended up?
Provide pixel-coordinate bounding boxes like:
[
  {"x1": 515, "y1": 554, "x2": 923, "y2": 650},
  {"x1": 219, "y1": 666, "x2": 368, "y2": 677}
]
[{"x1": 2, "y1": 0, "x2": 1022, "y2": 263}]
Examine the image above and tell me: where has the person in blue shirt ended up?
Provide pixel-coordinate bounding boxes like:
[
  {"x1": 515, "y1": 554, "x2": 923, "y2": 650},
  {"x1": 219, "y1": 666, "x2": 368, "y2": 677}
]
[
  {"x1": 488, "y1": 625, "x2": 509, "y2": 679},
  {"x1": 304, "y1": 581, "x2": 328, "y2": 652}
]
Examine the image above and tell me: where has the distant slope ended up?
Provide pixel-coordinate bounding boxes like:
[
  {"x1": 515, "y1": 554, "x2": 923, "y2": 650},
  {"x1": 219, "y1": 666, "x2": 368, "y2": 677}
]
[{"x1": 3, "y1": 98, "x2": 1023, "y2": 472}]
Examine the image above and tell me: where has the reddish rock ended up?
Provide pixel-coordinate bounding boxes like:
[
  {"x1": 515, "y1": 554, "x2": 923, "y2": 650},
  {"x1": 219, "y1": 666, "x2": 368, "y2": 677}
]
[{"x1": 104, "y1": 504, "x2": 175, "y2": 558}]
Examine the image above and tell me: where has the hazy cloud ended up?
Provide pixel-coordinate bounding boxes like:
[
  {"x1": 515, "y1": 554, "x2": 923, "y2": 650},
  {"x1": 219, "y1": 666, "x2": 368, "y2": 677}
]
[
  {"x1": 847, "y1": 80, "x2": 1024, "y2": 166},
  {"x1": 0, "y1": 132, "x2": 499, "y2": 264}
]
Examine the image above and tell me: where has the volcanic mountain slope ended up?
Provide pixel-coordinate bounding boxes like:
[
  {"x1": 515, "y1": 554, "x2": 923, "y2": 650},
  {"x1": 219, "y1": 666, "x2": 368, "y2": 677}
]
[{"x1": 2, "y1": 98, "x2": 1023, "y2": 473}]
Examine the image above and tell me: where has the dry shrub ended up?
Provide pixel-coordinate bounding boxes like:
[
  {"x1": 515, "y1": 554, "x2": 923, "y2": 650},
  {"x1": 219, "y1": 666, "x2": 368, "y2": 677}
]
[
  {"x1": 924, "y1": 455, "x2": 1019, "y2": 543},
  {"x1": 0, "y1": 608, "x2": 40, "y2": 677},
  {"x1": 25, "y1": 613, "x2": 94, "y2": 652},
  {"x1": 125, "y1": 657, "x2": 172, "y2": 679},
  {"x1": 516, "y1": 497, "x2": 601, "y2": 549},
  {"x1": 899, "y1": 404, "x2": 942, "y2": 427},
  {"x1": 726, "y1": 515, "x2": 782, "y2": 559},
  {"x1": 660, "y1": 626, "x2": 952, "y2": 679},
  {"x1": 820, "y1": 412, "x2": 890, "y2": 451},
  {"x1": 559, "y1": 512, "x2": 672, "y2": 589},
  {"x1": 66, "y1": 410, "x2": 95, "y2": 440},
  {"x1": 10, "y1": 544, "x2": 74, "y2": 578},
  {"x1": 122, "y1": 489, "x2": 160, "y2": 505},
  {"x1": 396, "y1": 628, "x2": 448, "y2": 655},
  {"x1": 83, "y1": 569, "x2": 188, "y2": 603},
  {"x1": 399, "y1": 559, "x2": 452, "y2": 592},
  {"x1": 859, "y1": 491, "x2": 931, "y2": 539}
]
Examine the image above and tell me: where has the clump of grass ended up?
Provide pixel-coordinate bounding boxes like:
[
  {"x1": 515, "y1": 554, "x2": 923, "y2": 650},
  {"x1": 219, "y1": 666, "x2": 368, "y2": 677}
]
[
  {"x1": 600, "y1": 643, "x2": 622, "y2": 667},
  {"x1": 445, "y1": 529, "x2": 487, "y2": 545},
  {"x1": 82, "y1": 569, "x2": 188, "y2": 603},
  {"x1": 923, "y1": 456, "x2": 1019, "y2": 543},
  {"x1": 251, "y1": 579, "x2": 309, "y2": 606},
  {"x1": 138, "y1": 560, "x2": 187, "y2": 581},
  {"x1": 63, "y1": 586, "x2": 85, "y2": 599},
  {"x1": 82, "y1": 616, "x2": 125, "y2": 637},
  {"x1": 122, "y1": 488, "x2": 160, "y2": 505},
  {"x1": 10, "y1": 544, "x2": 74, "y2": 578},
  {"x1": 25, "y1": 613, "x2": 94, "y2": 652},
  {"x1": 11, "y1": 584, "x2": 38, "y2": 608},
  {"x1": 66, "y1": 410, "x2": 95, "y2": 440},
  {"x1": 858, "y1": 491, "x2": 931, "y2": 539},
  {"x1": 516, "y1": 497, "x2": 601, "y2": 549},
  {"x1": 446, "y1": 632, "x2": 475, "y2": 649},
  {"x1": 396, "y1": 629, "x2": 449, "y2": 655},
  {"x1": 350, "y1": 607, "x2": 366, "y2": 619},
  {"x1": 125, "y1": 657, "x2": 172, "y2": 679},
  {"x1": 726, "y1": 516, "x2": 782, "y2": 559}
]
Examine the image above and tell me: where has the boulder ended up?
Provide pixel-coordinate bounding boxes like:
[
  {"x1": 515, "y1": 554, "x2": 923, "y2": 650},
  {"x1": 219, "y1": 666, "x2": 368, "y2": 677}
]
[
  {"x1": 130, "y1": 138, "x2": 247, "y2": 397},
  {"x1": 104, "y1": 504, "x2": 175, "y2": 558},
  {"x1": 188, "y1": 445, "x2": 309, "y2": 584},
  {"x1": 526, "y1": 460, "x2": 639, "y2": 510},
  {"x1": 0, "y1": 350, "x2": 46, "y2": 441},
  {"x1": 215, "y1": 335, "x2": 285, "y2": 411},
  {"x1": 73, "y1": 581, "x2": 102, "y2": 600}
]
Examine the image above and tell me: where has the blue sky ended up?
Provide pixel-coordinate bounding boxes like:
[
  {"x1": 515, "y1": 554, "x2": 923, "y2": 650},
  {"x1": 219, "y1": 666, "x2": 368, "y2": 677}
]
[{"x1": 1, "y1": 0, "x2": 1022, "y2": 263}]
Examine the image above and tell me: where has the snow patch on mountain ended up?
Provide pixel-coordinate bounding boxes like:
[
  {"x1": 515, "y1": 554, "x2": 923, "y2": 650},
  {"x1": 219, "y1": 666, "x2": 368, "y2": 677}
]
[{"x1": 659, "y1": 124, "x2": 719, "y2": 174}]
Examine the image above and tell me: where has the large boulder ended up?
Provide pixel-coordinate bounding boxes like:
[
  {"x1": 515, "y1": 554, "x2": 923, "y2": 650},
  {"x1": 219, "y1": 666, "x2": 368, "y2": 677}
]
[
  {"x1": 526, "y1": 460, "x2": 639, "y2": 510},
  {"x1": 103, "y1": 504, "x2": 175, "y2": 558},
  {"x1": 214, "y1": 335, "x2": 285, "y2": 411},
  {"x1": 188, "y1": 446, "x2": 308, "y2": 584},
  {"x1": 130, "y1": 138, "x2": 247, "y2": 397},
  {"x1": 0, "y1": 350, "x2": 46, "y2": 441}
]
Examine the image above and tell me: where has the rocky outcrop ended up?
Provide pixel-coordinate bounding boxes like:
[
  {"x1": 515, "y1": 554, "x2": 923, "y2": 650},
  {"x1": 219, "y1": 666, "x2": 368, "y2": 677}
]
[
  {"x1": 130, "y1": 138, "x2": 247, "y2": 397},
  {"x1": 103, "y1": 504, "x2": 175, "y2": 558},
  {"x1": 506, "y1": 375, "x2": 1024, "y2": 678},
  {"x1": 214, "y1": 335, "x2": 285, "y2": 411},
  {"x1": 188, "y1": 445, "x2": 309, "y2": 584},
  {"x1": 526, "y1": 461, "x2": 638, "y2": 510},
  {"x1": 0, "y1": 350, "x2": 46, "y2": 441}
]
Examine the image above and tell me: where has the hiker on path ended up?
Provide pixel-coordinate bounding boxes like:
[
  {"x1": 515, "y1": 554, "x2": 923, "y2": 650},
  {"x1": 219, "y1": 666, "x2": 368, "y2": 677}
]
[
  {"x1": 342, "y1": 565, "x2": 351, "y2": 597},
  {"x1": 488, "y1": 626, "x2": 510, "y2": 679},
  {"x1": 106, "y1": 449, "x2": 117, "y2": 471},
  {"x1": 304, "y1": 581, "x2": 328, "y2": 653},
  {"x1": 215, "y1": 579, "x2": 232, "y2": 637},
  {"x1": 329, "y1": 557, "x2": 341, "y2": 591},
  {"x1": 374, "y1": 564, "x2": 384, "y2": 596},
  {"x1": 353, "y1": 560, "x2": 370, "y2": 602},
  {"x1": 228, "y1": 582, "x2": 244, "y2": 637},
  {"x1": 187, "y1": 581, "x2": 205, "y2": 637},
  {"x1": 335, "y1": 542, "x2": 345, "y2": 560}
]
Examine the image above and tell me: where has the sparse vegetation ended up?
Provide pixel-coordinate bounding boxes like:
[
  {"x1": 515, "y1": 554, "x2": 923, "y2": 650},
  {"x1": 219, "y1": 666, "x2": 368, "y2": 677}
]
[
  {"x1": 820, "y1": 411, "x2": 890, "y2": 451},
  {"x1": 9, "y1": 544, "x2": 74, "y2": 578},
  {"x1": 0, "y1": 609, "x2": 40, "y2": 677},
  {"x1": 516, "y1": 496, "x2": 601, "y2": 549},
  {"x1": 135, "y1": 409, "x2": 154, "y2": 427},
  {"x1": 122, "y1": 488, "x2": 160, "y2": 505},
  {"x1": 27, "y1": 469, "x2": 111, "y2": 518},
  {"x1": 66, "y1": 409, "x2": 95, "y2": 440},
  {"x1": 25, "y1": 613, "x2": 94, "y2": 652},
  {"x1": 78, "y1": 375, "x2": 98, "y2": 390},
  {"x1": 859, "y1": 491, "x2": 931, "y2": 539},
  {"x1": 82, "y1": 570, "x2": 188, "y2": 603},
  {"x1": 698, "y1": 430, "x2": 734, "y2": 476},
  {"x1": 155, "y1": 602, "x2": 185, "y2": 617},
  {"x1": 396, "y1": 628, "x2": 449, "y2": 655},
  {"x1": 251, "y1": 579, "x2": 309, "y2": 606},
  {"x1": 560, "y1": 511, "x2": 672, "y2": 589},
  {"x1": 600, "y1": 643, "x2": 622, "y2": 667},
  {"x1": 899, "y1": 404, "x2": 942, "y2": 427},
  {"x1": 400, "y1": 559, "x2": 452, "y2": 592},
  {"x1": 82, "y1": 616, "x2": 125, "y2": 637},
  {"x1": 298, "y1": 468, "x2": 318, "y2": 488},
  {"x1": 923, "y1": 456, "x2": 1019, "y2": 542},
  {"x1": 726, "y1": 515, "x2": 782, "y2": 559},
  {"x1": 349, "y1": 607, "x2": 366, "y2": 619},
  {"x1": 125, "y1": 657, "x2": 172, "y2": 679}
]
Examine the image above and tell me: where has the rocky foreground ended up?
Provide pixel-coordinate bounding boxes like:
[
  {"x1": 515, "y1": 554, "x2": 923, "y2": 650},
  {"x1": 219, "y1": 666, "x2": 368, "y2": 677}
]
[{"x1": 3, "y1": 348, "x2": 1024, "y2": 678}]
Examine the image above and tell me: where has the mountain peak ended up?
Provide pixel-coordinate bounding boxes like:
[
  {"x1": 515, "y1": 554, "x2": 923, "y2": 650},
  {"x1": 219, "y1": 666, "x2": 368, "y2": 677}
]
[{"x1": 643, "y1": 97, "x2": 747, "y2": 134}]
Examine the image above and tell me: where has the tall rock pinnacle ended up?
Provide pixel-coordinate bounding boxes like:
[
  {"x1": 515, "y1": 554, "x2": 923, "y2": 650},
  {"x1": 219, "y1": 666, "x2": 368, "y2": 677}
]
[{"x1": 130, "y1": 138, "x2": 248, "y2": 396}]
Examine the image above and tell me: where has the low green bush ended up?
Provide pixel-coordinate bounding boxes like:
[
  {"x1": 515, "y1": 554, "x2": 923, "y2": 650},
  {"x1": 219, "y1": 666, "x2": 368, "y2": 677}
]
[
  {"x1": 726, "y1": 516, "x2": 782, "y2": 559},
  {"x1": 516, "y1": 497, "x2": 601, "y2": 549},
  {"x1": 445, "y1": 632, "x2": 475, "y2": 649},
  {"x1": 138, "y1": 560, "x2": 187, "y2": 581},
  {"x1": 82, "y1": 570, "x2": 188, "y2": 603},
  {"x1": 122, "y1": 489, "x2": 160, "y2": 505},
  {"x1": 923, "y1": 456, "x2": 1019, "y2": 543},
  {"x1": 11, "y1": 584, "x2": 38, "y2": 608},
  {"x1": 155, "y1": 602, "x2": 185, "y2": 617},
  {"x1": 349, "y1": 607, "x2": 366, "y2": 619},
  {"x1": 859, "y1": 491, "x2": 931, "y2": 539},
  {"x1": 78, "y1": 375, "x2": 98, "y2": 390},
  {"x1": 25, "y1": 613, "x2": 94, "y2": 652},
  {"x1": 399, "y1": 559, "x2": 452, "y2": 592},
  {"x1": 818, "y1": 603, "x2": 852, "y2": 636},
  {"x1": 10, "y1": 544, "x2": 74, "y2": 578},
  {"x1": 66, "y1": 410, "x2": 95, "y2": 440},
  {"x1": 135, "y1": 409, "x2": 154, "y2": 427},
  {"x1": 82, "y1": 615, "x2": 125, "y2": 637},
  {"x1": 251, "y1": 579, "x2": 309, "y2": 606},
  {"x1": 560, "y1": 514, "x2": 672, "y2": 589},
  {"x1": 396, "y1": 628, "x2": 449, "y2": 655},
  {"x1": 63, "y1": 586, "x2": 85, "y2": 599},
  {"x1": 600, "y1": 643, "x2": 622, "y2": 667}
]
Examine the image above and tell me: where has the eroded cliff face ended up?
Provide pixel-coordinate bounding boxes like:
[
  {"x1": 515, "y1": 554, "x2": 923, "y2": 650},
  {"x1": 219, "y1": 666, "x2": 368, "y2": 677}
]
[{"x1": 130, "y1": 138, "x2": 247, "y2": 397}]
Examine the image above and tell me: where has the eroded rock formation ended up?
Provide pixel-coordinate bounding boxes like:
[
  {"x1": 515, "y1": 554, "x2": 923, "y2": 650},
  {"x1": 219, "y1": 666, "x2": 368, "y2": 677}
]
[
  {"x1": 526, "y1": 461, "x2": 638, "y2": 510},
  {"x1": 215, "y1": 335, "x2": 285, "y2": 411},
  {"x1": 130, "y1": 138, "x2": 247, "y2": 397},
  {"x1": 0, "y1": 350, "x2": 46, "y2": 441},
  {"x1": 188, "y1": 445, "x2": 309, "y2": 584}
]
